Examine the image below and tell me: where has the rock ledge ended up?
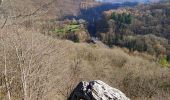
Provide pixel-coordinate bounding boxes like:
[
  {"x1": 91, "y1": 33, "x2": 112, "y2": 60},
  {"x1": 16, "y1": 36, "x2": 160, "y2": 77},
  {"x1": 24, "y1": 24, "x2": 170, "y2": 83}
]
[{"x1": 69, "y1": 80, "x2": 130, "y2": 100}]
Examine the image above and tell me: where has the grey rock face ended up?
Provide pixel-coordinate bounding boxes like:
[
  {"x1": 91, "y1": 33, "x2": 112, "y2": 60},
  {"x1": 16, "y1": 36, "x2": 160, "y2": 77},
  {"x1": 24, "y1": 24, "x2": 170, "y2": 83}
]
[{"x1": 69, "y1": 80, "x2": 130, "y2": 100}]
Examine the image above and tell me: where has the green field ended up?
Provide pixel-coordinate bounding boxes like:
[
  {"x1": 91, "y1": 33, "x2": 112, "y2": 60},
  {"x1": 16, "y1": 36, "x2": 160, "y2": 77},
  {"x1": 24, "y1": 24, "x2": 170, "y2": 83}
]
[
  {"x1": 55, "y1": 24, "x2": 80, "y2": 34},
  {"x1": 159, "y1": 55, "x2": 170, "y2": 67}
]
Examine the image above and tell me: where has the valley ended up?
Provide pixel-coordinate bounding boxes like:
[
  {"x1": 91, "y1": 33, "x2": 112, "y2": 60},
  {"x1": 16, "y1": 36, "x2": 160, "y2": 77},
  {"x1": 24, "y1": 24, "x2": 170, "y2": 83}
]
[{"x1": 0, "y1": 0, "x2": 170, "y2": 100}]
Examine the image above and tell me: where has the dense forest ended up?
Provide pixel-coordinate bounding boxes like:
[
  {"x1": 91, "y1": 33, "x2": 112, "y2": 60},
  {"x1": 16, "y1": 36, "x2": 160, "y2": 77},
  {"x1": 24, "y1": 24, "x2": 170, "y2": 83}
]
[{"x1": 96, "y1": 1, "x2": 170, "y2": 66}]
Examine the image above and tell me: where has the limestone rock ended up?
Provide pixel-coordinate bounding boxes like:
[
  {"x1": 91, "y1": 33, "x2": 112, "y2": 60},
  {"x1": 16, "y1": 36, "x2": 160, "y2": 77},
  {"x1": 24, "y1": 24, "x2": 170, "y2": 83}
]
[{"x1": 69, "y1": 80, "x2": 130, "y2": 100}]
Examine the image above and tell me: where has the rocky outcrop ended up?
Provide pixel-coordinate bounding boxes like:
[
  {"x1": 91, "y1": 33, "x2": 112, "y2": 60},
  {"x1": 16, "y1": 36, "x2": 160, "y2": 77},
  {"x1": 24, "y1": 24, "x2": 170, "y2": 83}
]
[{"x1": 69, "y1": 80, "x2": 130, "y2": 100}]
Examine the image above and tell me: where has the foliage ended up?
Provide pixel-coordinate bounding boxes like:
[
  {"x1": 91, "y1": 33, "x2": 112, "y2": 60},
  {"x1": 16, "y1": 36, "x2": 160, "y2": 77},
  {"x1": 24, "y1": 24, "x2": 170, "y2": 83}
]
[
  {"x1": 55, "y1": 24, "x2": 80, "y2": 34},
  {"x1": 159, "y1": 55, "x2": 170, "y2": 67},
  {"x1": 99, "y1": 3, "x2": 170, "y2": 58},
  {"x1": 111, "y1": 12, "x2": 132, "y2": 25},
  {"x1": 54, "y1": 23, "x2": 85, "y2": 42},
  {"x1": 106, "y1": 12, "x2": 133, "y2": 46},
  {"x1": 165, "y1": 8, "x2": 170, "y2": 16},
  {"x1": 122, "y1": 36, "x2": 147, "y2": 52}
]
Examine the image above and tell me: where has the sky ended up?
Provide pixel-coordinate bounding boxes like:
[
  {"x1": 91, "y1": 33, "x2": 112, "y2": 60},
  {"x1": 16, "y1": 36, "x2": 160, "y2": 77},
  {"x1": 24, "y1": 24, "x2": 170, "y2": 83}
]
[{"x1": 95, "y1": 0, "x2": 160, "y2": 3}]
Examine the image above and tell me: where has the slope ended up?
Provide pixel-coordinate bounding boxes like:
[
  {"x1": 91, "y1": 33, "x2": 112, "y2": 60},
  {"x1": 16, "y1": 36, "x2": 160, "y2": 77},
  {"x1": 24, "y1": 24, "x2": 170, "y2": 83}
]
[{"x1": 0, "y1": 25, "x2": 170, "y2": 100}]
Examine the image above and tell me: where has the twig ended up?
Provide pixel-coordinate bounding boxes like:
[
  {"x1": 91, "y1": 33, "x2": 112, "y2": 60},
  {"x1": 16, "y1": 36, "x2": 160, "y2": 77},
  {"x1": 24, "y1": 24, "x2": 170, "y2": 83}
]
[{"x1": 1, "y1": 18, "x2": 7, "y2": 29}]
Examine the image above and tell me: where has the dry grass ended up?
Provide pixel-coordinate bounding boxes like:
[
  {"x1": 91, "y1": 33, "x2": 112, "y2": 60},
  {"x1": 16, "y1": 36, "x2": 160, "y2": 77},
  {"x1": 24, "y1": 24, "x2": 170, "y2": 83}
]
[{"x1": 0, "y1": 26, "x2": 170, "y2": 100}]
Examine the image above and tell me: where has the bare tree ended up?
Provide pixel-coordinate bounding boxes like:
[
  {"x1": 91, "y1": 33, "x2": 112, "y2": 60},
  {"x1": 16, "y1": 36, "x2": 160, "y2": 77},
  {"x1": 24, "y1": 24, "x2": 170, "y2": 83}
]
[
  {"x1": 1, "y1": 36, "x2": 11, "y2": 100},
  {"x1": 0, "y1": 26, "x2": 68, "y2": 100}
]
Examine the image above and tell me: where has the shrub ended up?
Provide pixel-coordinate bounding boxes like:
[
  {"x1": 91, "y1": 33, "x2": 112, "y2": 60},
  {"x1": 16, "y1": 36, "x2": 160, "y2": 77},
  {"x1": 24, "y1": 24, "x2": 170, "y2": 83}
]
[{"x1": 159, "y1": 55, "x2": 170, "y2": 67}]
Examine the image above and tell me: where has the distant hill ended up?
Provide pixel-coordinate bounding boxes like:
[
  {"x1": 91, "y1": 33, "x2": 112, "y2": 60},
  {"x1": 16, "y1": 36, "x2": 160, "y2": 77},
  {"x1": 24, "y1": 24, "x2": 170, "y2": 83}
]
[
  {"x1": 0, "y1": 0, "x2": 83, "y2": 20},
  {"x1": 96, "y1": 0, "x2": 160, "y2": 3},
  {"x1": 96, "y1": 1, "x2": 170, "y2": 58}
]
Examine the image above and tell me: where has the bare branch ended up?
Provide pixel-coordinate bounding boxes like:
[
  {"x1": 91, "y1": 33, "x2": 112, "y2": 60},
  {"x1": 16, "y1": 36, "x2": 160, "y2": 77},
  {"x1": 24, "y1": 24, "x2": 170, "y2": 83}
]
[{"x1": 1, "y1": 18, "x2": 7, "y2": 29}]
